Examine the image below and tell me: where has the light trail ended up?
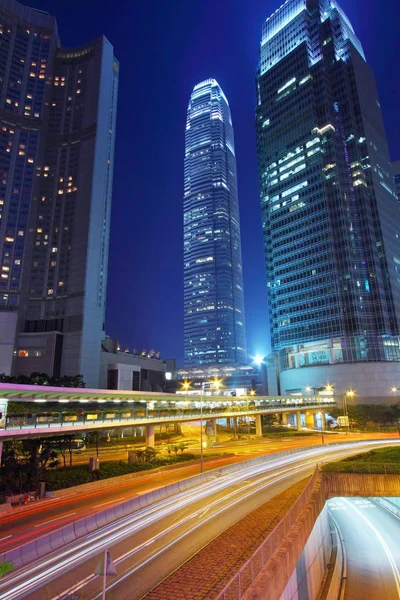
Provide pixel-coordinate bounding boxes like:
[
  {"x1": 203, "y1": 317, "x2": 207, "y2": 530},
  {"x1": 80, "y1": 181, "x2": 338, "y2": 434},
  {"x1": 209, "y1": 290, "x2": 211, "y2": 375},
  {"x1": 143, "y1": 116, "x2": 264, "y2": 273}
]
[
  {"x1": 0, "y1": 439, "x2": 397, "y2": 600},
  {"x1": 341, "y1": 498, "x2": 400, "y2": 598},
  {"x1": 56, "y1": 461, "x2": 315, "y2": 600}
]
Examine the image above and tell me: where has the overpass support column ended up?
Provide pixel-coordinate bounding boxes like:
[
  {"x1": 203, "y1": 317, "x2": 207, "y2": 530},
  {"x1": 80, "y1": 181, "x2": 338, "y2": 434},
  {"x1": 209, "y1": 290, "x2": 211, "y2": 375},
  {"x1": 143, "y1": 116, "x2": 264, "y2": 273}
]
[
  {"x1": 281, "y1": 412, "x2": 288, "y2": 425},
  {"x1": 296, "y1": 410, "x2": 302, "y2": 431},
  {"x1": 255, "y1": 414, "x2": 262, "y2": 437},
  {"x1": 145, "y1": 425, "x2": 155, "y2": 449},
  {"x1": 321, "y1": 411, "x2": 326, "y2": 430},
  {"x1": 305, "y1": 412, "x2": 315, "y2": 428}
]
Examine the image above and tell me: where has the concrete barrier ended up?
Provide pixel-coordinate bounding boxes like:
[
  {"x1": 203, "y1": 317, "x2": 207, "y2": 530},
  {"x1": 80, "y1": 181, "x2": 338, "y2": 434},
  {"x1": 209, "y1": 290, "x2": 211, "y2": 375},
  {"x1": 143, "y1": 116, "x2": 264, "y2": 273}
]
[{"x1": 325, "y1": 515, "x2": 345, "y2": 600}]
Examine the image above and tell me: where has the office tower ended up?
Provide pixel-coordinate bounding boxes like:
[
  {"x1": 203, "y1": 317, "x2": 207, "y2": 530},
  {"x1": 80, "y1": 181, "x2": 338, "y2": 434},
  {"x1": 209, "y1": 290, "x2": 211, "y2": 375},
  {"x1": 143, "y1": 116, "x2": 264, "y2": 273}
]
[
  {"x1": 0, "y1": 0, "x2": 118, "y2": 387},
  {"x1": 393, "y1": 160, "x2": 400, "y2": 201},
  {"x1": 184, "y1": 79, "x2": 247, "y2": 366},
  {"x1": 256, "y1": 0, "x2": 400, "y2": 397}
]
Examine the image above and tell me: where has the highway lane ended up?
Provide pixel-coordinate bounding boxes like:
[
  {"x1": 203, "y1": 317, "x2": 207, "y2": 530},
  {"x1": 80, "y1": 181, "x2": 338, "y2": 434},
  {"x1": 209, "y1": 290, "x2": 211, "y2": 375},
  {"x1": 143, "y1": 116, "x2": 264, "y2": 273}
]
[
  {"x1": 0, "y1": 439, "x2": 398, "y2": 600},
  {"x1": 0, "y1": 432, "x2": 397, "y2": 553},
  {"x1": 329, "y1": 497, "x2": 400, "y2": 599}
]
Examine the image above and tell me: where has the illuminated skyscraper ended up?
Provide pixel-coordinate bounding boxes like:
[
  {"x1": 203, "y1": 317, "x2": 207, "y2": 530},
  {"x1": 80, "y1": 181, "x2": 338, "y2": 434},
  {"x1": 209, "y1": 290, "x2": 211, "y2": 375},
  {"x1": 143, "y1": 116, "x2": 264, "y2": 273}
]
[
  {"x1": 256, "y1": 0, "x2": 400, "y2": 397},
  {"x1": 393, "y1": 160, "x2": 400, "y2": 202},
  {"x1": 184, "y1": 79, "x2": 246, "y2": 366},
  {"x1": 0, "y1": 0, "x2": 118, "y2": 386}
]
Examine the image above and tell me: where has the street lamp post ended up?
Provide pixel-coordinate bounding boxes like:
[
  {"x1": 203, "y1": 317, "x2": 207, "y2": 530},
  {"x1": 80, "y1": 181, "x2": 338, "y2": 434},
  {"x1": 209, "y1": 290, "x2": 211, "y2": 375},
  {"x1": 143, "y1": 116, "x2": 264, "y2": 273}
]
[
  {"x1": 390, "y1": 388, "x2": 399, "y2": 437},
  {"x1": 343, "y1": 389, "x2": 354, "y2": 434},
  {"x1": 249, "y1": 389, "x2": 256, "y2": 435},
  {"x1": 200, "y1": 384, "x2": 204, "y2": 474}
]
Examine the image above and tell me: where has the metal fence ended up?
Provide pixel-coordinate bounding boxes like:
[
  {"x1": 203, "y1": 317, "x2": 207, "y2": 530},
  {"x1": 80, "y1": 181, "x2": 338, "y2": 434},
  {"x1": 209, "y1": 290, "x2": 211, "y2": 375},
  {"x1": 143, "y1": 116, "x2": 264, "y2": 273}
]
[{"x1": 216, "y1": 466, "x2": 320, "y2": 600}]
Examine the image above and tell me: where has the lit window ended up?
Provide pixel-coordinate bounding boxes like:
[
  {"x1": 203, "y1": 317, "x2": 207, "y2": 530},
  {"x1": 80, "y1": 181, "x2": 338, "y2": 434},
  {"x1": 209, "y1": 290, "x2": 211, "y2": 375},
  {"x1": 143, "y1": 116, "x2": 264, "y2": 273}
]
[
  {"x1": 18, "y1": 350, "x2": 29, "y2": 357},
  {"x1": 47, "y1": 289, "x2": 53, "y2": 295}
]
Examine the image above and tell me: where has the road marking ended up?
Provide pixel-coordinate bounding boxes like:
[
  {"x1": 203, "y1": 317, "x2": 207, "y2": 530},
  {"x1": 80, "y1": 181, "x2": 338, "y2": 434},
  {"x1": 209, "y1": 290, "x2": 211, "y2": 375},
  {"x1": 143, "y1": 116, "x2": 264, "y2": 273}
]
[
  {"x1": 0, "y1": 535, "x2": 12, "y2": 542},
  {"x1": 342, "y1": 498, "x2": 400, "y2": 598},
  {"x1": 93, "y1": 498, "x2": 125, "y2": 508},
  {"x1": 34, "y1": 512, "x2": 76, "y2": 528}
]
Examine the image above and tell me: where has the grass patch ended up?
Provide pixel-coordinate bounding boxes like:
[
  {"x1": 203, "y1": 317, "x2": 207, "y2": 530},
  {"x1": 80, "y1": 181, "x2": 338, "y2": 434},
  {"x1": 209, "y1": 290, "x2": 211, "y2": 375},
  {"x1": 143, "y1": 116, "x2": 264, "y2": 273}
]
[
  {"x1": 322, "y1": 446, "x2": 400, "y2": 474},
  {"x1": 263, "y1": 429, "x2": 314, "y2": 438},
  {"x1": 45, "y1": 453, "x2": 200, "y2": 491}
]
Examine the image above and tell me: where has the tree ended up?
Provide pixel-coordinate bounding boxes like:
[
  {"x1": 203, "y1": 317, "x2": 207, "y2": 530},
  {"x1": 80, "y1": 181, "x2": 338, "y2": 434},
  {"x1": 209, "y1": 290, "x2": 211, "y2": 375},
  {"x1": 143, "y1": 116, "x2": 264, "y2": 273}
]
[
  {"x1": 144, "y1": 448, "x2": 158, "y2": 462},
  {"x1": 0, "y1": 372, "x2": 85, "y2": 388},
  {"x1": 171, "y1": 444, "x2": 180, "y2": 458},
  {"x1": 178, "y1": 441, "x2": 188, "y2": 454},
  {"x1": 261, "y1": 414, "x2": 278, "y2": 427}
]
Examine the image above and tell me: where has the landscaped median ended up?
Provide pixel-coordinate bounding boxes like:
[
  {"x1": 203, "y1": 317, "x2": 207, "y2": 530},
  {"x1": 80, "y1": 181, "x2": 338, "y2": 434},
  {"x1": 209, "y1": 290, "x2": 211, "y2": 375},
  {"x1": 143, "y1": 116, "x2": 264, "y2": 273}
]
[{"x1": 321, "y1": 446, "x2": 400, "y2": 474}]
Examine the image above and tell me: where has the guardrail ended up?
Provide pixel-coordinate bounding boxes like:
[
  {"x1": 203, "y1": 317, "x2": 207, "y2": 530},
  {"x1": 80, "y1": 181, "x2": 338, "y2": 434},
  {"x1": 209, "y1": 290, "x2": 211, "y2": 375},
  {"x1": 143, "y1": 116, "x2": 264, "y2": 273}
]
[{"x1": 216, "y1": 466, "x2": 320, "y2": 600}]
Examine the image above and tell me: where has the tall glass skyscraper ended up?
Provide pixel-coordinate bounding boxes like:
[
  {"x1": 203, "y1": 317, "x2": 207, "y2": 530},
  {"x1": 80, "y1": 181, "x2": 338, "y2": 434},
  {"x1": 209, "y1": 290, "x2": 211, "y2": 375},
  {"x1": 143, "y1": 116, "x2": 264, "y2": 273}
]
[
  {"x1": 0, "y1": 0, "x2": 118, "y2": 387},
  {"x1": 184, "y1": 79, "x2": 246, "y2": 366},
  {"x1": 393, "y1": 161, "x2": 400, "y2": 202},
  {"x1": 256, "y1": 0, "x2": 400, "y2": 397}
]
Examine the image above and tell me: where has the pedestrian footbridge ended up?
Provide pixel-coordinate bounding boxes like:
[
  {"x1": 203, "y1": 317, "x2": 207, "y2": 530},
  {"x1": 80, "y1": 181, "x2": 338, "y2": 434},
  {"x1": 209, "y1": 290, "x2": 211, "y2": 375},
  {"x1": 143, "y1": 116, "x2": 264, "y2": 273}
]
[{"x1": 0, "y1": 383, "x2": 336, "y2": 445}]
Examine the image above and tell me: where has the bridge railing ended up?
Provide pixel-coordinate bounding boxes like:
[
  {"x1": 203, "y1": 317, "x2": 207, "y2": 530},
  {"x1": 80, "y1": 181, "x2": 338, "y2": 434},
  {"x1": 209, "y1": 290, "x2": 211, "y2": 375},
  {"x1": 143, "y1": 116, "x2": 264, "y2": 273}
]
[{"x1": 216, "y1": 466, "x2": 320, "y2": 600}]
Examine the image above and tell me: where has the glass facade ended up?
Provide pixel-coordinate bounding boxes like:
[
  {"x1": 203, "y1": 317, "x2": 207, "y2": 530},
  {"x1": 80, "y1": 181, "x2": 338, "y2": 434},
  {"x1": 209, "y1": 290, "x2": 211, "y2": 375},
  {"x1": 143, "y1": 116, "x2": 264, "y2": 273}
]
[
  {"x1": 184, "y1": 79, "x2": 246, "y2": 366},
  {"x1": 0, "y1": 0, "x2": 118, "y2": 386},
  {"x1": 393, "y1": 160, "x2": 400, "y2": 203},
  {"x1": 256, "y1": 0, "x2": 400, "y2": 374}
]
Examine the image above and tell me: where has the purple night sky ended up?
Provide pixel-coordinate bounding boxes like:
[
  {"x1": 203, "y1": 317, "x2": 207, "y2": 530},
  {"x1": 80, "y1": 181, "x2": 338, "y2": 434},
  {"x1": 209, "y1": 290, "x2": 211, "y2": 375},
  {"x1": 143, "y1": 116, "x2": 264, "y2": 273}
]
[{"x1": 26, "y1": 0, "x2": 400, "y2": 365}]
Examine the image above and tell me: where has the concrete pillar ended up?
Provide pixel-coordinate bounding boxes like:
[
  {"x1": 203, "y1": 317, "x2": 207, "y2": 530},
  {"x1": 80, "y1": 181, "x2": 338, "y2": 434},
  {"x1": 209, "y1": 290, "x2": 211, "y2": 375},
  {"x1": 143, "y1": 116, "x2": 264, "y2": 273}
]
[
  {"x1": 255, "y1": 414, "x2": 262, "y2": 437},
  {"x1": 281, "y1": 412, "x2": 288, "y2": 425},
  {"x1": 296, "y1": 410, "x2": 302, "y2": 431},
  {"x1": 321, "y1": 412, "x2": 326, "y2": 430},
  {"x1": 146, "y1": 425, "x2": 155, "y2": 449},
  {"x1": 305, "y1": 412, "x2": 315, "y2": 428}
]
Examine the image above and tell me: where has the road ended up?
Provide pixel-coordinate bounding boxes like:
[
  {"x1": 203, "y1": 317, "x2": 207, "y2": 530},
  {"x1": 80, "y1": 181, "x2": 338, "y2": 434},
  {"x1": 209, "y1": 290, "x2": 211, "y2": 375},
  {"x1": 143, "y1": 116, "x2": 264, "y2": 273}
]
[
  {"x1": 0, "y1": 431, "x2": 395, "y2": 553},
  {"x1": 0, "y1": 439, "x2": 398, "y2": 600},
  {"x1": 0, "y1": 432, "x2": 397, "y2": 554},
  {"x1": 328, "y1": 497, "x2": 400, "y2": 599}
]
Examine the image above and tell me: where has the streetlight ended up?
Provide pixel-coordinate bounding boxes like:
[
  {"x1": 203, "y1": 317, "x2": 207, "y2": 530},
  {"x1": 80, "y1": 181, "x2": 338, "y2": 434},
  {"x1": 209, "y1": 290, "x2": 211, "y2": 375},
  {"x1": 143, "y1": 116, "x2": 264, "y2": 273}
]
[{"x1": 343, "y1": 389, "x2": 355, "y2": 433}]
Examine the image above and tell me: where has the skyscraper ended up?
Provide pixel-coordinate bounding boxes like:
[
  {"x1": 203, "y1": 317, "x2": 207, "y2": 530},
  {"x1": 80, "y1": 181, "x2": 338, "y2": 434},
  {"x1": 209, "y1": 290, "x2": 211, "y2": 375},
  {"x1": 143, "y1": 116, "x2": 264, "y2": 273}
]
[
  {"x1": 184, "y1": 79, "x2": 246, "y2": 366},
  {"x1": 0, "y1": 0, "x2": 118, "y2": 387},
  {"x1": 256, "y1": 0, "x2": 400, "y2": 397},
  {"x1": 393, "y1": 160, "x2": 400, "y2": 202}
]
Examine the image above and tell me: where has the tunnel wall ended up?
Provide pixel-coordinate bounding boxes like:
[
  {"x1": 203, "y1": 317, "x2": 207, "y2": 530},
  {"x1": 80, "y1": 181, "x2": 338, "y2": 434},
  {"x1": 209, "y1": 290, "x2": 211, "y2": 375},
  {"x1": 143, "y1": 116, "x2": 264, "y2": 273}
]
[{"x1": 279, "y1": 505, "x2": 331, "y2": 600}]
